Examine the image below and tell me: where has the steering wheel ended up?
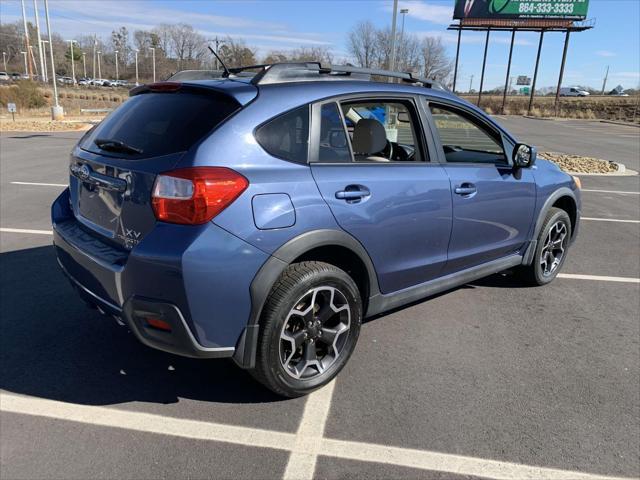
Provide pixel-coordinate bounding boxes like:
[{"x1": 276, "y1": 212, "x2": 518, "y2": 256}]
[{"x1": 380, "y1": 140, "x2": 394, "y2": 160}]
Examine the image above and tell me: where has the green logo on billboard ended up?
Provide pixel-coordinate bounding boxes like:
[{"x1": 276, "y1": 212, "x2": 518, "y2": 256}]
[{"x1": 489, "y1": 0, "x2": 511, "y2": 14}]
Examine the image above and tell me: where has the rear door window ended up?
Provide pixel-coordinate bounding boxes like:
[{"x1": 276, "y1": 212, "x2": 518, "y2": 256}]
[
  {"x1": 80, "y1": 91, "x2": 239, "y2": 158},
  {"x1": 255, "y1": 105, "x2": 310, "y2": 164}
]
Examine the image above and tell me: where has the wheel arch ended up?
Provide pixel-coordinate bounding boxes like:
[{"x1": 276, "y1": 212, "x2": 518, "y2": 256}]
[
  {"x1": 523, "y1": 187, "x2": 578, "y2": 266},
  {"x1": 233, "y1": 229, "x2": 380, "y2": 368}
]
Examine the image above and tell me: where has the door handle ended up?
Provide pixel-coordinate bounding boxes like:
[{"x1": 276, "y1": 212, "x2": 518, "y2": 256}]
[
  {"x1": 454, "y1": 183, "x2": 477, "y2": 196},
  {"x1": 335, "y1": 185, "x2": 370, "y2": 203}
]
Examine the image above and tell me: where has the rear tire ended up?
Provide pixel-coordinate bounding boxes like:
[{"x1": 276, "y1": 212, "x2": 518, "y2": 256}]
[
  {"x1": 519, "y1": 207, "x2": 571, "y2": 286},
  {"x1": 250, "y1": 261, "x2": 362, "y2": 398}
]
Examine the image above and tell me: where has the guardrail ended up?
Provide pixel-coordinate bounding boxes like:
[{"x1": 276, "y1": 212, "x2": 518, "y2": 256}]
[{"x1": 80, "y1": 108, "x2": 113, "y2": 114}]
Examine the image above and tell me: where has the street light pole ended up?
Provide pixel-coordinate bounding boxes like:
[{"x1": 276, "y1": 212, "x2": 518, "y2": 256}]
[
  {"x1": 33, "y1": 0, "x2": 46, "y2": 82},
  {"x1": 114, "y1": 50, "x2": 119, "y2": 80},
  {"x1": 20, "y1": 0, "x2": 33, "y2": 77},
  {"x1": 150, "y1": 47, "x2": 156, "y2": 82},
  {"x1": 41, "y1": 40, "x2": 48, "y2": 82},
  {"x1": 2, "y1": 52, "x2": 6, "y2": 71},
  {"x1": 400, "y1": 8, "x2": 409, "y2": 42},
  {"x1": 389, "y1": 0, "x2": 399, "y2": 78},
  {"x1": 82, "y1": 52, "x2": 86, "y2": 78},
  {"x1": 67, "y1": 40, "x2": 76, "y2": 84},
  {"x1": 134, "y1": 49, "x2": 139, "y2": 85},
  {"x1": 97, "y1": 51, "x2": 102, "y2": 78},
  {"x1": 43, "y1": 0, "x2": 62, "y2": 119}
]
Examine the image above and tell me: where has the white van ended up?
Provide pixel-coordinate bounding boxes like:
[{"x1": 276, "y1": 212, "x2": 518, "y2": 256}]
[{"x1": 560, "y1": 87, "x2": 590, "y2": 97}]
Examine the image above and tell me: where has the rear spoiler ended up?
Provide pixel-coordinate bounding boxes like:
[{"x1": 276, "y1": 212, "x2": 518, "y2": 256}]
[{"x1": 129, "y1": 81, "x2": 258, "y2": 106}]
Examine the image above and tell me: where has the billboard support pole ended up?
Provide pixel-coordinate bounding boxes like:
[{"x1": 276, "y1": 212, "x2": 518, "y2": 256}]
[
  {"x1": 527, "y1": 30, "x2": 545, "y2": 116},
  {"x1": 501, "y1": 29, "x2": 516, "y2": 115},
  {"x1": 452, "y1": 28, "x2": 462, "y2": 93},
  {"x1": 554, "y1": 30, "x2": 571, "y2": 117},
  {"x1": 478, "y1": 28, "x2": 490, "y2": 107}
]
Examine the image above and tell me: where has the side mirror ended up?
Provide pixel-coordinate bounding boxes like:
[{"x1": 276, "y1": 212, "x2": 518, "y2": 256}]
[
  {"x1": 513, "y1": 143, "x2": 537, "y2": 168},
  {"x1": 329, "y1": 130, "x2": 347, "y2": 149},
  {"x1": 397, "y1": 111, "x2": 410, "y2": 123}
]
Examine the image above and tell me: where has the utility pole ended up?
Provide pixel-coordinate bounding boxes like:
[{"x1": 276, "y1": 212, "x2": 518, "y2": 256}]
[
  {"x1": 469, "y1": 75, "x2": 474, "y2": 93},
  {"x1": 150, "y1": 47, "x2": 156, "y2": 82},
  {"x1": 67, "y1": 40, "x2": 76, "y2": 84},
  {"x1": 134, "y1": 49, "x2": 139, "y2": 85},
  {"x1": 21, "y1": 51, "x2": 28, "y2": 76},
  {"x1": 601, "y1": 65, "x2": 609, "y2": 95},
  {"x1": 43, "y1": 0, "x2": 61, "y2": 119},
  {"x1": 82, "y1": 52, "x2": 86, "y2": 77},
  {"x1": 2, "y1": 52, "x2": 7, "y2": 71},
  {"x1": 97, "y1": 51, "x2": 102, "y2": 78},
  {"x1": 28, "y1": 45, "x2": 38, "y2": 77},
  {"x1": 41, "y1": 40, "x2": 48, "y2": 81},
  {"x1": 389, "y1": 0, "x2": 398, "y2": 78},
  {"x1": 20, "y1": 0, "x2": 33, "y2": 77},
  {"x1": 33, "y1": 0, "x2": 46, "y2": 82},
  {"x1": 92, "y1": 35, "x2": 97, "y2": 78},
  {"x1": 115, "y1": 50, "x2": 119, "y2": 80}
]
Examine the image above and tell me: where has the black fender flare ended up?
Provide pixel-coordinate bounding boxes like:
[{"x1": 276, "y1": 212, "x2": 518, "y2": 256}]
[
  {"x1": 233, "y1": 229, "x2": 380, "y2": 368},
  {"x1": 523, "y1": 187, "x2": 578, "y2": 265}
]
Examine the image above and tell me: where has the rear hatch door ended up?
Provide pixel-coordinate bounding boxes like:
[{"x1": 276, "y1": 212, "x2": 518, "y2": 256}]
[{"x1": 70, "y1": 84, "x2": 243, "y2": 249}]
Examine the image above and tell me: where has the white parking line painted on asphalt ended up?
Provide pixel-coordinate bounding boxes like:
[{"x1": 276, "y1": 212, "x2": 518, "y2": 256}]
[
  {"x1": 319, "y1": 438, "x2": 629, "y2": 480},
  {"x1": 558, "y1": 273, "x2": 640, "y2": 283},
  {"x1": 10, "y1": 181, "x2": 67, "y2": 187},
  {"x1": 582, "y1": 217, "x2": 640, "y2": 224},
  {"x1": 0, "y1": 392, "x2": 295, "y2": 451},
  {"x1": 1, "y1": 392, "x2": 631, "y2": 480},
  {"x1": 284, "y1": 381, "x2": 336, "y2": 480},
  {"x1": 0, "y1": 228, "x2": 53, "y2": 235},
  {"x1": 581, "y1": 189, "x2": 640, "y2": 195}
]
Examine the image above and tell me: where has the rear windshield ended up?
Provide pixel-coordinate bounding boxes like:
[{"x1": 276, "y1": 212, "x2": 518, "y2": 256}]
[{"x1": 80, "y1": 91, "x2": 239, "y2": 158}]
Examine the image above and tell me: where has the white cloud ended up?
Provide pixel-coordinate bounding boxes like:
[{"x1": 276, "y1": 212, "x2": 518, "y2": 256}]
[
  {"x1": 415, "y1": 30, "x2": 533, "y2": 47},
  {"x1": 400, "y1": 1, "x2": 454, "y2": 26},
  {"x1": 595, "y1": 50, "x2": 617, "y2": 57}
]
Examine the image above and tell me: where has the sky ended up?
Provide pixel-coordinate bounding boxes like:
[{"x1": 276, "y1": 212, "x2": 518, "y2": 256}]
[{"x1": 1, "y1": 0, "x2": 639, "y2": 90}]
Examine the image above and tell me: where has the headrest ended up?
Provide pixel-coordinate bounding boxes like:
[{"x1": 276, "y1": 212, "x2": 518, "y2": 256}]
[{"x1": 352, "y1": 118, "x2": 387, "y2": 154}]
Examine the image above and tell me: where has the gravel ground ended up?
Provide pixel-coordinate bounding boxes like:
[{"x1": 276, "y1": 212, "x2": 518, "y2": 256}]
[{"x1": 539, "y1": 151, "x2": 620, "y2": 174}]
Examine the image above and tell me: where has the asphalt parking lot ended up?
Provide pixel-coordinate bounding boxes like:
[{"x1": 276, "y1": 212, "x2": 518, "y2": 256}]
[{"x1": 1, "y1": 117, "x2": 639, "y2": 480}]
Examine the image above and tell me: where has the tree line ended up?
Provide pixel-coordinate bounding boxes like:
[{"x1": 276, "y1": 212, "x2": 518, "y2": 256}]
[{"x1": 0, "y1": 19, "x2": 453, "y2": 84}]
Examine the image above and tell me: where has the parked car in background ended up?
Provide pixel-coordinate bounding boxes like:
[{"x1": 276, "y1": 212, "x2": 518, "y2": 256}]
[
  {"x1": 559, "y1": 87, "x2": 590, "y2": 97},
  {"x1": 90, "y1": 78, "x2": 111, "y2": 86},
  {"x1": 57, "y1": 76, "x2": 76, "y2": 85},
  {"x1": 10, "y1": 73, "x2": 21, "y2": 81},
  {"x1": 52, "y1": 63, "x2": 581, "y2": 397},
  {"x1": 0, "y1": 71, "x2": 10, "y2": 82},
  {"x1": 78, "y1": 77, "x2": 91, "y2": 85}
]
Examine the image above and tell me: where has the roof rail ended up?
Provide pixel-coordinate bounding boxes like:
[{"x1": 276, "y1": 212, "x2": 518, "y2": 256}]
[{"x1": 224, "y1": 62, "x2": 446, "y2": 91}]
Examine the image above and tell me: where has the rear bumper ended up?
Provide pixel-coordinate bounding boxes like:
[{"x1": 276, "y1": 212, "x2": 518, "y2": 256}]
[
  {"x1": 52, "y1": 188, "x2": 268, "y2": 360},
  {"x1": 56, "y1": 231, "x2": 234, "y2": 359}
]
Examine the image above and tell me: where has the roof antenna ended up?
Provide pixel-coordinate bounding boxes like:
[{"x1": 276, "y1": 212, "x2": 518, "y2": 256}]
[{"x1": 208, "y1": 45, "x2": 230, "y2": 77}]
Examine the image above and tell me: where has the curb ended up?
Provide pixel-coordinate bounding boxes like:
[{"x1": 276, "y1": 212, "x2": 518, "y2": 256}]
[
  {"x1": 600, "y1": 120, "x2": 640, "y2": 128},
  {"x1": 571, "y1": 164, "x2": 638, "y2": 177}
]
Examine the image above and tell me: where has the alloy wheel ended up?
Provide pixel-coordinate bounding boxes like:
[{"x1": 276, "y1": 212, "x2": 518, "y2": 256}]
[
  {"x1": 279, "y1": 286, "x2": 351, "y2": 380},
  {"x1": 540, "y1": 221, "x2": 568, "y2": 276}
]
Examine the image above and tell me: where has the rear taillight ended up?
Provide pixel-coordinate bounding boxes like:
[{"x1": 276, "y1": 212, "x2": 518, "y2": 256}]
[{"x1": 152, "y1": 167, "x2": 248, "y2": 225}]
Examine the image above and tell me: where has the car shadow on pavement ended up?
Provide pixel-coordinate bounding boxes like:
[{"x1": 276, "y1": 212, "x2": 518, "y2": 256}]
[{"x1": 0, "y1": 246, "x2": 285, "y2": 406}]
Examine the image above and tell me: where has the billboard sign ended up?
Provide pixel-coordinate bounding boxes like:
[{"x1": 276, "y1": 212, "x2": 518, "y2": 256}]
[
  {"x1": 453, "y1": 0, "x2": 590, "y2": 20},
  {"x1": 517, "y1": 76, "x2": 531, "y2": 85}
]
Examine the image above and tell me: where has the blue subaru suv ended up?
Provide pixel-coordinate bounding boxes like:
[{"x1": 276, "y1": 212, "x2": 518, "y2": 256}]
[{"x1": 52, "y1": 63, "x2": 580, "y2": 397}]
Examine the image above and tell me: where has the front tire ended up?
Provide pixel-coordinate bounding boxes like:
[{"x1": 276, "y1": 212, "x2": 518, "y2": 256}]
[
  {"x1": 519, "y1": 207, "x2": 572, "y2": 286},
  {"x1": 251, "y1": 261, "x2": 362, "y2": 398}
]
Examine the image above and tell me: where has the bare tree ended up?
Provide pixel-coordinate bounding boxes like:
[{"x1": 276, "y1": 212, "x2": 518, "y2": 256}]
[
  {"x1": 348, "y1": 21, "x2": 378, "y2": 68},
  {"x1": 420, "y1": 36, "x2": 453, "y2": 81},
  {"x1": 289, "y1": 46, "x2": 333, "y2": 64},
  {"x1": 219, "y1": 37, "x2": 256, "y2": 67}
]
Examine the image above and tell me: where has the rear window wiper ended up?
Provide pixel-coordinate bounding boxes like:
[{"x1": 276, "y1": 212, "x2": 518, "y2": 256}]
[{"x1": 95, "y1": 138, "x2": 143, "y2": 155}]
